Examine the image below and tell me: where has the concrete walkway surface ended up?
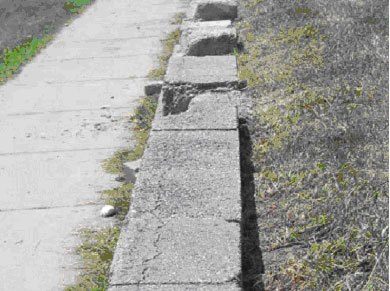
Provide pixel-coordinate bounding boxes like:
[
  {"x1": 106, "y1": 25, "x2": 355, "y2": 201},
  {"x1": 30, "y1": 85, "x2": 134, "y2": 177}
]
[{"x1": 0, "y1": 0, "x2": 189, "y2": 290}]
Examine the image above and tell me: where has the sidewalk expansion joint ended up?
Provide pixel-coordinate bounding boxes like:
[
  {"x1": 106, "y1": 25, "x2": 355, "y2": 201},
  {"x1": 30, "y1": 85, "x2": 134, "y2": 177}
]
[
  {"x1": 41, "y1": 53, "x2": 159, "y2": 63},
  {"x1": 76, "y1": 36, "x2": 162, "y2": 43},
  {"x1": 45, "y1": 77, "x2": 148, "y2": 84},
  {"x1": 2, "y1": 106, "x2": 137, "y2": 117},
  {"x1": 0, "y1": 146, "x2": 124, "y2": 156},
  {"x1": 0, "y1": 203, "x2": 99, "y2": 212}
]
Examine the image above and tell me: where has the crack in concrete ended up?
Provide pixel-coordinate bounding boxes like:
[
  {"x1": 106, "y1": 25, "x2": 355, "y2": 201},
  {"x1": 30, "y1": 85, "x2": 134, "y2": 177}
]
[
  {"x1": 2, "y1": 106, "x2": 135, "y2": 117},
  {"x1": 45, "y1": 77, "x2": 148, "y2": 84},
  {"x1": 141, "y1": 228, "x2": 164, "y2": 281},
  {"x1": 0, "y1": 203, "x2": 99, "y2": 212},
  {"x1": 111, "y1": 280, "x2": 239, "y2": 286},
  {"x1": 0, "y1": 146, "x2": 124, "y2": 156}
]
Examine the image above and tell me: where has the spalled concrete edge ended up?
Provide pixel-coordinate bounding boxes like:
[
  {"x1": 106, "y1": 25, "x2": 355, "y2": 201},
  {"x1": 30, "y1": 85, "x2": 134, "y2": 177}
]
[{"x1": 108, "y1": 0, "x2": 246, "y2": 289}]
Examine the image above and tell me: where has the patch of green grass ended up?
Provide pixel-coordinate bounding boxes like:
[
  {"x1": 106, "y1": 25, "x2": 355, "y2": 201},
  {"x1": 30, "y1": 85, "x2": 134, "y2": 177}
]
[
  {"x1": 237, "y1": 0, "x2": 388, "y2": 289},
  {"x1": 0, "y1": 35, "x2": 53, "y2": 84},
  {"x1": 148, "y1": 13, "x2": 184, "y2": 80},
  {"x1": 64, "y1": 0, "x2": 93, "y2": 14},
  {"x1": 64, "y1": 226, "x2": 121, "y2": 291}
]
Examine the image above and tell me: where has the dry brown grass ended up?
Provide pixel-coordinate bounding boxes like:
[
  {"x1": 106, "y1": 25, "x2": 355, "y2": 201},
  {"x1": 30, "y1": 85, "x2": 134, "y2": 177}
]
[{"x1": 236, "y1": 0, "x2": 389, "y2": 289}]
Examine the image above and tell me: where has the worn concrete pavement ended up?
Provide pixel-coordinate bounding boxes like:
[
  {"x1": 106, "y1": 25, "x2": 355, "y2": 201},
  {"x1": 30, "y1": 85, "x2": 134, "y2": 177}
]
[{"x1": 0, "y1": 0, "x2": 189, "y2": 290}]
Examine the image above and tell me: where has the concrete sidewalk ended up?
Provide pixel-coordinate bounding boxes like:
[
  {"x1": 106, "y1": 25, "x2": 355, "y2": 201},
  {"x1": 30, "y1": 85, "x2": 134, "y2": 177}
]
[{"x1": 0, "y1": 0, "x2": 188, "y2": 290}]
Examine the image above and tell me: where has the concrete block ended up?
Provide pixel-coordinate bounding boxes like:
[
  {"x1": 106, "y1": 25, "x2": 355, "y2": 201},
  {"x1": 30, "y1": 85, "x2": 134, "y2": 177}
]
[
  {"x1": 141, "y1": 130, "x2": 239, "y2": 172},
  {"x1": 144, "y1": 81, "x2": 164, "y2": 96},
  {"x1": 191, "y1": 0, "x2": 238, "y2": 21},
  {"x1": 165, "y1": 56, "x2": 237, "y2": 87},
  {"x1": 129, "y1": 167, "x2": 241, "y2": 221},
  {"x1": 108, "y1": 283, "x2": 241, "y2": 290},
  {"x1": 153, "y1": 90, "x2": 240, "y2": 130},
  {"x1": 109, "y1": 215, "x2": 241, "y2": 285},
  {"x1": 127, "y1": 129, "x2": 241, "y2": 219},
  {"x1": 179, "y1": 21, "x2": 237, "y2": 56}
]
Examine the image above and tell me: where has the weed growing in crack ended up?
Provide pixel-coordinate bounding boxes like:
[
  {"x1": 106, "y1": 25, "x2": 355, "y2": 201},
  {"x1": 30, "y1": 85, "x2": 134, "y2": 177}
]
[{"x1": 147, "y1": 13, "x2": 184, "y2": 80}]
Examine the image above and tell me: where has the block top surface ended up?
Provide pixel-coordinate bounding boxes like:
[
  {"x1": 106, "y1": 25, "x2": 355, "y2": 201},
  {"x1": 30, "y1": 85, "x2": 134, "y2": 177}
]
[{"x1": 165, "y1": 56, "x2": 237, "y2": 85}]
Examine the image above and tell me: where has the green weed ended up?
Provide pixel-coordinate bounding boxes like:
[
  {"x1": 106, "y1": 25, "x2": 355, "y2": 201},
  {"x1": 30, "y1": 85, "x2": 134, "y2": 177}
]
[
  {"x1": 64, "y1": 0, "x2": 93, "y2": 13},
  {"x1": 148, "y1": 13, "x2": 183, "y2": 80}
]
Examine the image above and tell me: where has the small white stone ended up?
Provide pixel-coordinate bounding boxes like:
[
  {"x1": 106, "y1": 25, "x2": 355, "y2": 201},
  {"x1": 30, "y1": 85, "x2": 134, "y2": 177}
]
[{"x1": 100, "y1": 205, "x2": 116, "y2": 217}]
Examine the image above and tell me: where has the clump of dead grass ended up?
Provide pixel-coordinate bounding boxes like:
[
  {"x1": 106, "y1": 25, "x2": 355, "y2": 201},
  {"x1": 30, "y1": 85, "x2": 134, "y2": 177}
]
[{"x1": 237, "y1": 0, "x2": 389, "y2": 289}]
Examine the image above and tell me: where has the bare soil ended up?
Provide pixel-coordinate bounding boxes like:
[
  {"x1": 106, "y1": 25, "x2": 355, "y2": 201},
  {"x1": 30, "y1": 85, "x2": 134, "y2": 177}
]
[{"x1": 0, "y1": 0, "x2": 85, "y2": 52}]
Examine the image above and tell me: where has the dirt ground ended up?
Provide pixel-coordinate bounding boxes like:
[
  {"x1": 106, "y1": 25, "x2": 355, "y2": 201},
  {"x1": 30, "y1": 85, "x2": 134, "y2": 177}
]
[{"x1": 0, "y1": 0, "x2": 82, "y2": 52}]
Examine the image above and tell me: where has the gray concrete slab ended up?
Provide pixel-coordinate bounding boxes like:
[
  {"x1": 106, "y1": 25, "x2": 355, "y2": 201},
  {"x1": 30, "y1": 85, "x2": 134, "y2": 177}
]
[
  {"x1": 0, "y1": 108, "x2": 134, "y2": 154},
  {"x1": 0, "y1": 109, "x2": 132, "y2": 154},
  {"x1": 0, "y1": 79, "x2": 144, "y2": 114},
  {"x1": 165, "y1": 56, "x2": 238, "y2": 86},
  {"x1": 18, "y1": 55, "x2": 157, "y2": 83},
  {"x1": 153, "y1": 90, "x2": 239, "y2": 130},
  {"x1": 0, "y1": 149, "x2": 121, "y2": 210},
  {"x1": 141, "y1": 130, "x2": 239, "y2": 171},
  {"x1": 38, "y1": 38, "x2": 162, "y2": 62},
  {"x1": 129, "y1": 167, "x2": 241, "y2": 220},
  {"x1": 109, "y1": 214, "x2": 241, "y2": 285},
  {"x1": 0, "y1": 0, "x2": 190, "y2": 290},
  {"x1": 108, "y1": 283, "x2": 241, "y2": 291},
  {"x1": 0, "y1": 205, "x2": 115, "y2": 291},
  {"x1": 179, "y1": 21, "x2": 237, "y2": 56}
]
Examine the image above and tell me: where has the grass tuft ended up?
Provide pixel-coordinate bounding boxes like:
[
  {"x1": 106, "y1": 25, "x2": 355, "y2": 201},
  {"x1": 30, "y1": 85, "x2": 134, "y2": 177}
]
[
  {"x1": 0, "y1": 35, "x2": 53, "y2": 84},
  {"x1": 64, "y1": 0, "x2": 93, "y2": 14}
]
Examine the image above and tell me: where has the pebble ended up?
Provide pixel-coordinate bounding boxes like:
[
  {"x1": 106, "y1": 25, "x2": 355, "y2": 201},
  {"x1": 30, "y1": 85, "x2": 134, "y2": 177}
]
[{"x1": 100, "y1": 205, "x2": 116, "y2": 217}]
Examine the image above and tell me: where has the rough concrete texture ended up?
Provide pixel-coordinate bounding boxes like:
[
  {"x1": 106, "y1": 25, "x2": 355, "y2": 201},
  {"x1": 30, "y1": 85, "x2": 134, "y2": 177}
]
[
  {"x1": 109, "y1": 214, "x2": 241, "y2": 285},
  {"x1": 165, "y1": 55, "x2": 238, "y2": 86},
  {"x1": 0, "y1": 108, "x2": 133, "y2": 154},
  {"x1": 108, "y1": 129, "x2": 242, "y2": 287},
  {"x1": 140, "y1": 130, "x2": 239, "y2": 171},
  {"x1": 129, "y1": 168, "x2": 241, "y2": 220},
  {"x1": 108, "y1": 283, "x2": 241, "y2": 291},
  {"x1": 0, "y1": 0, "x2": 189, "y2": 290},
  {"x1": 191, "y1": 0, "x2": 238, "y2": 21},
  {"x1": 179, "y1": 21, "x2": 237, "y2": 56},
  {"x1": 129, "y1": 130, "x2": 241, "y2": 220},
  {"x1": 153, "y1": 90, "x2": 240, "y2": 130}
]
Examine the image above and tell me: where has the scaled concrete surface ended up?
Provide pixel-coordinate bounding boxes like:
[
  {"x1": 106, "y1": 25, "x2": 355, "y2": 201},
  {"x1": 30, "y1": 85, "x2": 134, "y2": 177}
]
[
  {"x1": 108, "y1": 0, "x2": 243, "y2": 289},
  {"x1": 0, "y1": 0, "x2": 189, "y2": 290}
]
